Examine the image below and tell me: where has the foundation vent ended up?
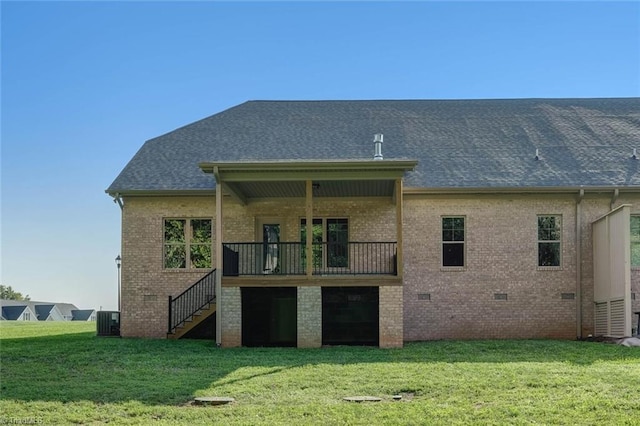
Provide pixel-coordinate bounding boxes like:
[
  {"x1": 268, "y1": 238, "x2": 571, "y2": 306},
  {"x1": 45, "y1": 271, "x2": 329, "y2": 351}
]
[
  {"x1": 417, "y1": 293, "x2": 431, "y2": 301},
  {"x1": 494, "y1": 293, "x2": 508, "y2": 301}
]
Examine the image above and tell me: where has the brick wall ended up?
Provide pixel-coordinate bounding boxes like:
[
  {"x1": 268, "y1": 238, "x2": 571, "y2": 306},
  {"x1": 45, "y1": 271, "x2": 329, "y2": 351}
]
[
  {"x1": 297, "y1": 286, "x2": 322, "y2": 347},
  {"x1": 402, "y1": 193, "x2": 640, "y2": 340},
  {"x1": 221, "y1": 287, "x2": 241, "y2": 347},
  {"x1": 120, "y1": 196, "x2": 216, "y2": 338},
  {"x1": 223, "y1": 198, "x2": 397, "y2": 243},
  {"x1": 403, "y1": 194, "x2": 579, "y2": 340},
  {"x1": 120, "y1": 192, "x2": 640, "y2": 342},
  {"x1": 379, "y1": 285, "x2": 403, "y2": 347}
]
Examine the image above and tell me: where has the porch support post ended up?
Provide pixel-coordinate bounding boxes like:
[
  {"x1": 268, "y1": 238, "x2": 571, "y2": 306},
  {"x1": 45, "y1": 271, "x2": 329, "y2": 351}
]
[
  {"x1": 395, "y1": 178, "x2": 403, "y2": 278},
  {"x1": 215, "y1": 169, "x2": 223, "y2": 346},
  {"x1": 306, "y1": 180, "x2": 313, "y2": 279}
]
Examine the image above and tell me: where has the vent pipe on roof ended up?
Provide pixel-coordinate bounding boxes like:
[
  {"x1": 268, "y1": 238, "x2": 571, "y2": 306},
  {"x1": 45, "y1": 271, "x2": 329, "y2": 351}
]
[
  {"x1": 633, "y1": 148, "x2": 637, "y2": 160},
  {"x1": 535, "y1": 149, "x2": 540, "y2": 161},
  {"x1": 373, "y1": 133, "x2": 383, "y2": 160}
]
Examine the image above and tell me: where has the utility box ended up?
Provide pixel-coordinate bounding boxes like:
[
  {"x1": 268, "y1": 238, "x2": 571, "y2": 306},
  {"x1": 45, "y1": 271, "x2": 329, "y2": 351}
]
[{"x1": 96, "y1": 311, "x2": 120, "y2": 337}]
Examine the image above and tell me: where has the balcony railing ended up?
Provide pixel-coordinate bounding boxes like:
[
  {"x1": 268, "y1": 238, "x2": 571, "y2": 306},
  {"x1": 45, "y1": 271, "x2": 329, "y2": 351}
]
[{"x1": 222, "y1": 242, "x2": 397, "y2": 276}]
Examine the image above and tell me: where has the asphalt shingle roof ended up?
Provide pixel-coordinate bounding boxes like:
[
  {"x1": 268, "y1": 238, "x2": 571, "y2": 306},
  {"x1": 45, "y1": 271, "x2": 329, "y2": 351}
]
[
  {"x1": 107, "y1": 98, "x2": 640, "y2": 192},
  {"x1": 1, "y1": 306, "x2": 28, "y2": 320},
  {"x1": 34, "y1": 304, "x2": 55, "y2": 320},
  {"x1": 72, "y1": 310, "x2": 95, "y2": 321}
]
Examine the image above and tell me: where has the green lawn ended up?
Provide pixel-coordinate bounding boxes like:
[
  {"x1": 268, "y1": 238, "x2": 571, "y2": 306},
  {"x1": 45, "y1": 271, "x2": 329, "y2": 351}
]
[{"x1": 1, "y1": 322, "x2": 639, "y2": 425}]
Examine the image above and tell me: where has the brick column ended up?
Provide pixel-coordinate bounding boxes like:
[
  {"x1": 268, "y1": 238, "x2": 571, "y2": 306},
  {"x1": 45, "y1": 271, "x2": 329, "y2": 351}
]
[
  {"x1": 221, "y1": 287, "x2": 241, "y2": 347},
  {"x1": 297, "y1": 286, "x2": 322, "y2": 348},
  {"x1": 379, "y1": 286, "x2": 403, "y2": 348}
]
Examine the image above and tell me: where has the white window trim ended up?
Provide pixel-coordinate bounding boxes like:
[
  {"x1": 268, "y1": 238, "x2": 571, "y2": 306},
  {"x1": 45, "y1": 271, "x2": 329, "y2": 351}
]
[{"x1": 441, "y1": 216, "x2": 466, "y2": 270}]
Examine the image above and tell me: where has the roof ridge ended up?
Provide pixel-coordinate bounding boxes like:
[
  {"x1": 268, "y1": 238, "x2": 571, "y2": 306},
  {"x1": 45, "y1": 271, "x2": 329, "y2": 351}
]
[{"x1": 244, "y1": 97, "x2": 640, "y2": 103}]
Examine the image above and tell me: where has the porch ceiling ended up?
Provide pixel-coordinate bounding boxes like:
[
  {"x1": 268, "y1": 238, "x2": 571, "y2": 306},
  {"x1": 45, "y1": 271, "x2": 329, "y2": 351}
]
[
  {"x1": 200, "y1": 159, "x2": 417, "y2": 200},
  {"x1": 227, "y1": 180, "x2": 396, "y2": 198}
]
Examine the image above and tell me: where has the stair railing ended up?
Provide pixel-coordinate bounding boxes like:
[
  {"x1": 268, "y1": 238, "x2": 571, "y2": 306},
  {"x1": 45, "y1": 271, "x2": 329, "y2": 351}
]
[{"x1": 167, "y1": 269, "x2": 216, "y2": 335}]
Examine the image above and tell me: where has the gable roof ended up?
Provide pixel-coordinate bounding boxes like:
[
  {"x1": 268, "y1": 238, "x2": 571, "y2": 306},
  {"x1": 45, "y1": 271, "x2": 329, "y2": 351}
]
[
  {"x1": 54, "y1": 303, "x2": 79, "y2": 318},
  {"x1": 71, "y1": 309, "x2": 95, "y2": 321},
  {"x1": 2, "y1": 306, "x2": 26, "y2": 320},
  {"x1": 107, "y1": 98, "x2": 640, "y2": 193},
  {"x1": 34, "y1": 304, "x2": 55, "y2": 321}
]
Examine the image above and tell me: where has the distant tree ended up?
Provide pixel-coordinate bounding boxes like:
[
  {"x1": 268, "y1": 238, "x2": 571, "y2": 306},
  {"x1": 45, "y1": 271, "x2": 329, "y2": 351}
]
[{"x1": 0, "y1": 285, "x2": 30, "y2": 301}]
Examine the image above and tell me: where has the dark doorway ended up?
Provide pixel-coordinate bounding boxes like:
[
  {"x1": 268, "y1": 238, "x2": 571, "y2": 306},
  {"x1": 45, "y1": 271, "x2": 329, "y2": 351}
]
[
  {"x1": 322, "y1": 287, "x2": 379, "y2": 346},
  {"x1": 242, "y1": 287, "x2": 297, "y2": 347}
]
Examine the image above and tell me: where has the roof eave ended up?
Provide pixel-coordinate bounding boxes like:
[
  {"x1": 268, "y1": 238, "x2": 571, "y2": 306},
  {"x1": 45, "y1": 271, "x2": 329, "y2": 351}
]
[
  {"x1": 105, "y1": 189, "x2": 216, "y2": 197},
  {"x1": 404, "y1": 185, "x2": 640, "y2": 195}
]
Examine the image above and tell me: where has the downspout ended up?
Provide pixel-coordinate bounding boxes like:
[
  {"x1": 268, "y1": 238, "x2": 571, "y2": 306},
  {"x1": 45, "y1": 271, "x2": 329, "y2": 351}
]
[
  {"x1": 214, "y1": 167, "x2": 223, "y2": 347},
  {"x1": 576, "y1": 189, "x2": 584, "y2": 339},
  {"x1": 610, "y1": 188, "x2": 619, "y2": 211},
  {"x1": 112, "y1": 193, "x2": 124, "y2": 210}
]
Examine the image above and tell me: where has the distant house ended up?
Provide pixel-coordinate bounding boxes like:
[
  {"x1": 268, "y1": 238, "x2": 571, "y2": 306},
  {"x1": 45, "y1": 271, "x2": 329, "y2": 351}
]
[
  {"x1": 33, "y1": 304, "x2": 65, "y2": 321},
  {"x1": 72, "y1": 309, "x2": 96, "y2": 321},
  {"x1": 0, "y1": 300, "x2": 96, "y2": 321},
  {"x1": 54, "y1": 303, "x2": 81, "y2": 321},
  {"x1": 106, "y1": 98, "x2": 640, "y2": 347},
  {"x1": 1, "y1": 305, "x2": 37, "y2": 321}
]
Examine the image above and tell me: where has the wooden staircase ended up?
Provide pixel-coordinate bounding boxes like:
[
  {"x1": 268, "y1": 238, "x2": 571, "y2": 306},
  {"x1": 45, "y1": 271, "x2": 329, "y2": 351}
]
[
  {"x1": 167, "y1": 302, "x2": 216, "y2": 339},
  {"x1": 167, "y1": 269, "x2": 217, "y2": 340}
]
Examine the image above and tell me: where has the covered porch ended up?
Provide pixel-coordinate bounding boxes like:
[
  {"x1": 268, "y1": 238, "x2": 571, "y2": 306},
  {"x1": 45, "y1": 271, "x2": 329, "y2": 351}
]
[{"x1": 200, "y1": 159, "x2": 416, "y2": 347}]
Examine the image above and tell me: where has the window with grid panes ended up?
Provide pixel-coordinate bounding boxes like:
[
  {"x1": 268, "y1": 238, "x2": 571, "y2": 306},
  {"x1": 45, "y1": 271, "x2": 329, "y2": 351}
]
[
  {"x1": 164, "y1": 219, "x2": 212, "y2": 269},
  {"x1": 537, "y1": 215, "x2": 561, "y2": 267},
  {"x1": 442, "y1": 217, "x2": 465, "y2": 267}
]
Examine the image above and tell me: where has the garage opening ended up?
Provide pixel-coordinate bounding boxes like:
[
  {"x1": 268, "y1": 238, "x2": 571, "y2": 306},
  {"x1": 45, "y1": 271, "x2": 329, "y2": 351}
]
[
  {"x1": 242, "y1": 287, "x2": 297, "y2": 347},
  {"x1": 322, "y1": 287, "x2": 379, "y2": 346}
]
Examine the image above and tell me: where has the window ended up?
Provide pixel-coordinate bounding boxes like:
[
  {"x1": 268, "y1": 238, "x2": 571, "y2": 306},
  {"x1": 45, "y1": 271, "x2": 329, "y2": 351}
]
[
  {"x1": 442, "y1": 217, "x2": 464, "y2": 267},
  {"x1": 23, "y1": 312, "x2": 31, "y2": 321},
  {"x1": 327, "y1": 219, "x2": 348, "y2": 267},
  {"x1": 164, "y1": 219, "x2": 212, "y2": 269},
  {"x1": 301, "y1": 218, "x2": 349, "y2": 269},
  {"x1": 631, "y1": 216, "x2": 640, "y2": 266},
  {"x1": 538, "y1": 215, "x2": 561, "y2": 267}
]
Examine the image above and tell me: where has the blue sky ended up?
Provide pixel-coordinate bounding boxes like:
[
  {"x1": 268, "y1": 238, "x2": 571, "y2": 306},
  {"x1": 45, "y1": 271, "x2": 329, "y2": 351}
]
[{"x1": 2, "y1": 1, "x2": 639, "y2": 310}]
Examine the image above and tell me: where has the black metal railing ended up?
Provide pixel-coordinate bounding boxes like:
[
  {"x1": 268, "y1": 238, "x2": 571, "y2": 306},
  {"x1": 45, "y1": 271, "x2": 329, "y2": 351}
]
[
  {"x1": 313, "y1": 242, "x2": 397, "y2": 275},
  {"x1": 167, "y1": 269, "x2": 216, "y2": 334},
  {"x1": 223, "y1": 242, "x2": 305, "y2": 276},
  {"x1": 222, "y1": 242, "x2": 397, "y2": 276}
]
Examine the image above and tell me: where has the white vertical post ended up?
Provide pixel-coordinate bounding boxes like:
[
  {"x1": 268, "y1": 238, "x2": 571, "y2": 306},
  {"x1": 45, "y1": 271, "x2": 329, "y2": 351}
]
[{"x1": 215, "y1": 176, "x2": 223, "y2": 346}]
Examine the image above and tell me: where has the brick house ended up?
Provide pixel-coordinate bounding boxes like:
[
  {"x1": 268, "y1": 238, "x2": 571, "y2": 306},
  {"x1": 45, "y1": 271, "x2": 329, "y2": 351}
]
[{"x1": 106, "y1": 98, "x2": 640, "y2": 347}]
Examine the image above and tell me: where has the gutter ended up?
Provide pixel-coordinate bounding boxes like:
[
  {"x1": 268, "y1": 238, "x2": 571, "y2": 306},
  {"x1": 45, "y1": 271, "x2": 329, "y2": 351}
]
[
  {"x1": 403, "y1": 185, "x2": 640, "y2": 196},
  {"x1": 105, "y1": 189, "x2": 217, "y2": 197}
]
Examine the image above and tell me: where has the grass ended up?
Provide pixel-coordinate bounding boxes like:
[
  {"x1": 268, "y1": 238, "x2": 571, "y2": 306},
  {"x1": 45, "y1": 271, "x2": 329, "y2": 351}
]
[{"x1": 1, "y1": 322, "x2": 639, "y2": 425}]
